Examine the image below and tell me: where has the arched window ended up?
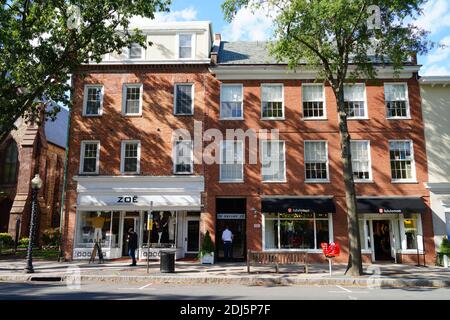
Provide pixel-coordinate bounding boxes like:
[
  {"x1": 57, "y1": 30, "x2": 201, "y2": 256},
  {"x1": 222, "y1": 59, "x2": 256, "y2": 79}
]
[{"x1": 2, "y1": 141, "x2": 18, "y2": 184}]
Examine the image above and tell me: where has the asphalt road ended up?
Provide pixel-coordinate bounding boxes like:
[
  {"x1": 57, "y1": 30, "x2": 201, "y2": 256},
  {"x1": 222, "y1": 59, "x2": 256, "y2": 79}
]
[{"x1": 0, "y1": 281, "x2": 449, "y2": 300}]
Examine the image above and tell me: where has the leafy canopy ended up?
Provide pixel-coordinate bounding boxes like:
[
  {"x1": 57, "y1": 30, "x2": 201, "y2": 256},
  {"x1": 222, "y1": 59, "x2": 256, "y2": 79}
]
[
  {"x1": 0, "y1": 0, "x2": 171, "y2": 140},
  {"x1": 222, "y1": 0, "x2": 432, "y2": 92}
]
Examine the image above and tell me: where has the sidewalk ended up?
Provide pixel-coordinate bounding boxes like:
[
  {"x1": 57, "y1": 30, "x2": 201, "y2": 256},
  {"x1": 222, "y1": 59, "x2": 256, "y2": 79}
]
[{"x1": 1, "y1": 258, "x2": 450, "y2": 288}]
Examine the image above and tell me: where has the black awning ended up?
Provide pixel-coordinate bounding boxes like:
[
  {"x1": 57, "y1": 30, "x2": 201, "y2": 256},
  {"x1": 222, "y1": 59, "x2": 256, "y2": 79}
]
[
  {"x1": 356, "y1": 197, "x2": 427, "y2": 214},
  {"x1": 261, "y1": 197, "x2": 335, "y2": 214}
]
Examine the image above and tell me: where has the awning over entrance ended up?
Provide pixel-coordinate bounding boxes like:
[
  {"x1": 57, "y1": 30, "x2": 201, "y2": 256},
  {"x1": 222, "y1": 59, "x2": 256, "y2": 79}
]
[
  {"x1": 356, "y1": 197, "x2": 427, "y2": 214},
  {"x1": 261, "y1": 197, "x2": 335, "y2": 214}
]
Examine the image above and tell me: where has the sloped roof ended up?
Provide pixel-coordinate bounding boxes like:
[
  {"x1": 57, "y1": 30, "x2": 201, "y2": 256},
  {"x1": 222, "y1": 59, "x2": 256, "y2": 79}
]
[
  {"x1": 217, "y1": 41, "x2": 285, "y2": 65},
  {"x1": 45, "y1": 105, "x2": 68, "y2": 148}
]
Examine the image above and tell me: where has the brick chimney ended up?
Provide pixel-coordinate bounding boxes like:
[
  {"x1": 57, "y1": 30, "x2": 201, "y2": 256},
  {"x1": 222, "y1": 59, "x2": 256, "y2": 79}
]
[{"x1": 211, "y1": 33, "x2": 221, "y2": 65}]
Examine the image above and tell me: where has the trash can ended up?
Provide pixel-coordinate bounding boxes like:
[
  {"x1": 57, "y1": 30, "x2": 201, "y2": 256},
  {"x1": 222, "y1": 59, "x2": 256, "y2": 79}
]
[{"x1": 160, "y1": 251, "x2": 175, "y2": 273}]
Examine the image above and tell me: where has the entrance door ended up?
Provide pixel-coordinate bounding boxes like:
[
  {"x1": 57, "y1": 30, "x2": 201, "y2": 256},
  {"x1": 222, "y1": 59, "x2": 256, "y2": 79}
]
[
  {"x1": 372, "y1": 220, "x2": 394, "y2": 261},
  {"x1": 122, "y1": 216, "x2": 139, "y2": 256},
  {"x1": 185, "y1": 219, "x2": 200, "y2": 253},
  {"x1": 216, "y1": 218, "x2": 246, "y2": 261}
]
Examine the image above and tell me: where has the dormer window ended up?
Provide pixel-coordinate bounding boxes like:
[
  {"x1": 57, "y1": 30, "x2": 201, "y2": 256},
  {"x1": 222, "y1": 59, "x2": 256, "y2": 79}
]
[
  {"x1": 178, "y1": 34, "x2": 193, "y2": 59},
  {"x1": 128, "y1": 43, "x2": 142, "y2": 59}
]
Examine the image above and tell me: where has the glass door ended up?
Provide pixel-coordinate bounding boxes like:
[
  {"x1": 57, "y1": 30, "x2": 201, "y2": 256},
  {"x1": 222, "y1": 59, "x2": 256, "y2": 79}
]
[{"x1": 185, "y1": 219, "x2": 200, "y2": 253}]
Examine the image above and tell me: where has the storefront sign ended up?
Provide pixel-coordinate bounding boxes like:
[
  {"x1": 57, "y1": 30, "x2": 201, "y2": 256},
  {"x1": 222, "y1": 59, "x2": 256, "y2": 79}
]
[
  {"x1": 378, "y1": 208, "x2": 402, "y2": 214},
  {"x1": 217, "y1": 213, "x2": 245, "y2": 220},
  {"x1": 287, "y1": 208, "x2": 311, "y2": 213},
  {"x1": 117, "y1": 196, "x2": 138, "y2": 204}
]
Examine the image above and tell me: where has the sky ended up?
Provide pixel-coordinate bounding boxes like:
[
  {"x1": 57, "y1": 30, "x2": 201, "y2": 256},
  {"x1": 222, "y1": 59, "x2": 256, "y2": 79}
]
[{"x1": 154, "y1": 0, "x2": 450, "y2": 76}]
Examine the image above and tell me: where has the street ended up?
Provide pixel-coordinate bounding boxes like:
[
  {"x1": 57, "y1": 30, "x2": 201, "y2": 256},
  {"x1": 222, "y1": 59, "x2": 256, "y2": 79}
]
[{"x1": 0, "y1": 281, "x2": 449, "y2": 300}]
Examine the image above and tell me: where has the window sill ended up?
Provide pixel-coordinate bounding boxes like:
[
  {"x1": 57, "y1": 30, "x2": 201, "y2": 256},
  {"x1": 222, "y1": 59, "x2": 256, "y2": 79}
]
[
  {"x1": 82, "y1": 114, "x2": 102, "y2": 117},
  {"x1": 262, "y1": 180, "x2": 287, "y2": 184},
  {"x1": 174, "y1": 172, "x2": 194, "y2": 175},
  {"x1": 174, "y1": 113, "x2": 194, "y2": 116},
  {"x1": 301, "y1": 117, "x2": 328, "y2": 121},
  {"x1": 220, "y1": 117, "x2": 244, "y2": 121},
  {"x1": 122, "y1": 114, "x2": 143, "y2": 117},
  {"x1": 347, "y1": 117, "x2": 369, "y2": 120},
  {"x1": 355, "y1": 180, "x2": 374, "y2": 184},
  {"x1": 386, "y1": 117, "x2": 412, "y2": 120},
  {"x1": 79, "y1": 172, "x2": 99, "y2": 176},
  {"x1": 398, "y1": 249, "x2": 424, "y2": 254},
  {"x1": 261, "y1": 117, "x2": 285, "y2": 121},
  {"x1": 391, "y1": 180, "x2": 418, "y2": 184},
  {"x1": 305, "y1": 180, "x2": 331, "y2": 184},
  {"x1": 219, "y1": 180, "x2": 244, "y2": 184},
  {"x1": 121, "y1": 172, "x2": 140, "y2": 175}
]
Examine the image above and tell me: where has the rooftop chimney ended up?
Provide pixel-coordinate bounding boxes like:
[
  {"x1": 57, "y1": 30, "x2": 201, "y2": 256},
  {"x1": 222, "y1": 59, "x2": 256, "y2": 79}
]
[{"x1": 211, "y1": 33, "x2": 222, "y2": 65}]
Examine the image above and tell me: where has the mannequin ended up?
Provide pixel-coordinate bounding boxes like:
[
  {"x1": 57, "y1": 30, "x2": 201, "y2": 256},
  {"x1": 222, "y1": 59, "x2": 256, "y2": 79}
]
[
  {"x1": 156, "y1": 212, "x2": 164, "y2": 244},
  {"x1": 87, "y1": 212, "x2": 109, "y2": 242},
  {"x1": 168, "y1": 212, "x2": 175, "y2": 242}
]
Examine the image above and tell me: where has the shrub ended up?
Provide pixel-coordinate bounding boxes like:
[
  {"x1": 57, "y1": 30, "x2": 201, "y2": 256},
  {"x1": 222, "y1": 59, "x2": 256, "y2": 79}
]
[
  {"x1": 440, "y1": 237, "x2": 450, "y2": 255},
  {"x1": 41, "y1": 228, "x2": 61, "y2": 247},
  {"x1": 199, "y1": 230, "x2": 215, "y2": 256},
  {"x1": 0, "y1": 233, "x2": 14, "y2": 248},
  {"x1": 18, "y1": 237, "x2": 30, "y2": 248}
]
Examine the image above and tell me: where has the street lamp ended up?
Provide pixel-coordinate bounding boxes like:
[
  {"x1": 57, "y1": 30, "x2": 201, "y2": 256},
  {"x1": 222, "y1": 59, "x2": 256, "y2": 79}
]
[{"x1": 24, "y1": 174, "x2": 42, "y2": 274}]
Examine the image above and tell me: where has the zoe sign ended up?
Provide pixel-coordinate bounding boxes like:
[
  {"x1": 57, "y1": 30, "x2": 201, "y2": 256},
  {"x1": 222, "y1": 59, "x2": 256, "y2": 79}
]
[{"x1": 117, "y1": 196, "x2": 138, "y2": 204}]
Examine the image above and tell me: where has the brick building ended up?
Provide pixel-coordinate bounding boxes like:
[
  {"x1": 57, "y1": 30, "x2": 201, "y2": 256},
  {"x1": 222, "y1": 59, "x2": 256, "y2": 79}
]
[
  {"x1": 0, "y1": 107, "x2": 67, "y2": 242},
  {"x1": 63, "y1": 22, "x2": 434, "y2": 265}
]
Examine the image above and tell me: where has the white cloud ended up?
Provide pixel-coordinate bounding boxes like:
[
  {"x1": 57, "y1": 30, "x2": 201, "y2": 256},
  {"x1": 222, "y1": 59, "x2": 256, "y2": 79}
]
[
  {"x1": 414, "y1": 0, "x2": 450, "y2": 34},
  {"x1": 426, "y1": 36, "x2": 450, "y2": 64},
  {"x1": 129, "y1": 7, "x2": 198, "y2": 27},
  {"x1": 221, "y1": 6, "x2": 274, "y2": 41}
]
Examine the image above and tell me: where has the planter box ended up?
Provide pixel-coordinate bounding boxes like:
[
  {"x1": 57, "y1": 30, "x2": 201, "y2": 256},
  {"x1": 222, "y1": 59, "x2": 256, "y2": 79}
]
[{"x1": 201, "y1": 252, "x2": 214, "y2": 264}]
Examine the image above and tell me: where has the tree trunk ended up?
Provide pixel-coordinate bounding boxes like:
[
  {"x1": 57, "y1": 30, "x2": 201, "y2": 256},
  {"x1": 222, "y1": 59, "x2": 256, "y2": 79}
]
[{"x1": 335, "y1": 89, "x2": 363, "y2": 276}]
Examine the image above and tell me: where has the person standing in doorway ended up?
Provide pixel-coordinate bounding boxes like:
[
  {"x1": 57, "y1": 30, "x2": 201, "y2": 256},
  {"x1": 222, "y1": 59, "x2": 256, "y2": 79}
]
[
  {"x1": 127, "y1": 227, "x2": 138, "y2": 266},
  {"x1": 222, "y1": 226, "x2": 233, "y2": 261}
]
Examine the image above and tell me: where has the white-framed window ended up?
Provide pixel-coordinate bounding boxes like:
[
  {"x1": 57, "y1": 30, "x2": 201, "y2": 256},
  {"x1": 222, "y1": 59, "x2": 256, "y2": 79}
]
[
  {"x1": 173, "y1": 140, "x2": 193, "y2": 174},
  {"x1": 261, "y1": 140, "x2": 286, "y2": 182},
  {"x1": 174, "y1": 84, "x2": 194, "y2": 115},
  {"x1": 261, "y1": 84, "x2": 284, "y2": 119},
  {"x1": 344, "y1": 84, "x2": 367, "y2": 118},
  {"x1": 264, "y1": 212, "x2": 332, "y2": 250},
  {"x1": 351, "y1": 140, "x2": 372, "y2": 181},
  {"x1": 122, "y1": 84, "x2": 143, "y2": 116},
  {"x1": 389, "y1": 140, "x2": 416, "y2": 182},
  {"x1": 302, "y1": 84, "x2": 326, "y2": 119},
  {"x1": 220, "y1": 84, "x2": 243, "y2": 119},
  {"x1": 384, "y1": 83, "x2": 410, "y2": 118},
  {"x1": 304, "y1": 141, "x2": 329, "y2": 182},
  {"x1": 120, "y1": 141, "x2": 141, "y2": 174},
  {"x1": 178, "y1": 33, "x2": 194, "y2": 59},
  {"x1": 82, "y1": 85, "x2": 103, "y2": 116},
  {"x1": 128, "y1": 42, "x2": 143, "y2": 59},
  {"x1": 220, "y1": 140, "x2": 244, "y2": 182},
  {"x1": 79, "y1": 141, "x2": 100, "y2": 174}
]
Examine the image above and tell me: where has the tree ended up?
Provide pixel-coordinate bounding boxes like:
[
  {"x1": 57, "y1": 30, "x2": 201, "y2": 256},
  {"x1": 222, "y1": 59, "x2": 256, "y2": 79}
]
[
  {"x1": 0, "y1": 0, "x2": 171, "y2": 141},
  {"x1": 222, "y1": 0, "x2": 432, "y2": 276}
]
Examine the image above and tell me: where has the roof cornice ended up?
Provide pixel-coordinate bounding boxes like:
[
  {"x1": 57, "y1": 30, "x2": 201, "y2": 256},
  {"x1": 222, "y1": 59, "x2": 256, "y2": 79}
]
[{"x1": 419, "y1": 76, "x2": 450, "y2": 86}]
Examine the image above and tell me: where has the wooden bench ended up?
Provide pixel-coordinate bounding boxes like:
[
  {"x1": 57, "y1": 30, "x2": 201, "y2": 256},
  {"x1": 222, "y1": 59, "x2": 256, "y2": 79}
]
[{"x1": 247, "y1": 250, "x2": 309, "y2": 273}]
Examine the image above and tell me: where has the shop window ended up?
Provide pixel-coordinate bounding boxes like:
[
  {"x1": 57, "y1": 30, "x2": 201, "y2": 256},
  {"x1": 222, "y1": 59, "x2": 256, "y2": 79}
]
[
  {"x1": 143, "y1": 211, "x2": 176, "y2": 247},
  {"x1": 261, "y1": 140, "x2": 286, "y2": 182},
  {"x1": 302, "y1": 84, "x2": 325, "y2": 119},
  {"x1": 351, "y1": 140, "x2": 371, "y2": 181},
  {"x1": 304, "y1": 141, "x2": 329, "y2": 182},
  {"x1": 264, "y1": 213, "x2": 331, "y2": 250},
  {"x1": 344, "y1": 84, "x2": 366, "y2": 118},
  {"x1": 403, "y1": 214, "x2": 418, "y2": 250},
  {"x1": 389, "y1": 140, "x2": 415, "y2": 181},
  {"x1": 384, "y1": 83, "x2": 409, "y2": 118},
  {"x1": 220, "y1": 140, "x2": 244, "y2": 182},
  {"x1": 261, "y1": 84, "x2": 284, "y2": 119},
  {"x1": 174, "y1": 84, "x2": 194, "y2": 115},
  {"x1": 76, "y1": 211, "x2": 118, "y2": 248},
  {"x1": 220, "y1": 84, "x2": 243, "y2": 119}
]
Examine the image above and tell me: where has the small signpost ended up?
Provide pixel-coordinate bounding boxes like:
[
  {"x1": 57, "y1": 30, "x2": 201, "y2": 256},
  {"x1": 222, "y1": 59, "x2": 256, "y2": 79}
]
[
  {"x1": 89, "y1": 240, "x2": 104, "y2": 264},
  {"x1": 321, "y1": 242, "x2": 340, "y2": 276},
  {"x1": 146, "y1": 201, "x2": 153, "y2": 273}
]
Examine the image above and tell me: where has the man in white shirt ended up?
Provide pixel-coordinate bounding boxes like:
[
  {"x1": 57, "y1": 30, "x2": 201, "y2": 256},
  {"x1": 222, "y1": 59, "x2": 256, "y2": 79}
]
[{"x1": 222, "y1": 226, "x2": 233, "y2": 261}]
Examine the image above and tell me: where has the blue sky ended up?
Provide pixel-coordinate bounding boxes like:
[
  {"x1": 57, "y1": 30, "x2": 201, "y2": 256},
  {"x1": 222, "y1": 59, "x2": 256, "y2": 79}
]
[{"x1": 157, "y1": 0, "x2": 450, "y2": 76}]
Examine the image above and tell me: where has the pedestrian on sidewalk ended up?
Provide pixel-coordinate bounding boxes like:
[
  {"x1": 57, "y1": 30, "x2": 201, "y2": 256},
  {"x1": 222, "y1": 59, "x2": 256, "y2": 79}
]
[
  {"x1": 127, "y1": 227, "x2": 138, "y2": 266},
  {"x1": 222, "y1": 226, "x2": 233, "y2": 261}
]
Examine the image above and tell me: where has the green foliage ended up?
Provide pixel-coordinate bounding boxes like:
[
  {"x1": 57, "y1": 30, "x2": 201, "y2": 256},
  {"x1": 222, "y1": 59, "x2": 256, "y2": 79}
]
[
  {"x1": 0, "y1": 0, "x2": 171, "y2": 140},
  {"x1": 200, "y1": 230, "x2": 215, "y2": 256},
  {"x1": 41, "y1": 228, "x2": 61, "y2": 247},
  {"x1": 439, "y1": 237, "x2": 450, "y2": 254},
  {"x1": 18, "y1": 237, "x2": 30, "y2": 248},
  {"x1": 0, "y1": 233, "x2": 14, "y2": 247}
]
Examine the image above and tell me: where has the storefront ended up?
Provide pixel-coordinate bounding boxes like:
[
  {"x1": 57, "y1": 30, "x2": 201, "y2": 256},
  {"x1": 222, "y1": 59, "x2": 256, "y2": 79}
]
[
  {"x1": 72, "y1": 176, "x2": 204, "y2": 260},
  {"x1": 261, "y1": 197, "x2": 335, "y2": 252},
  {"x1": 357, "y1": 197, "x2": 427, "y2": 262}
]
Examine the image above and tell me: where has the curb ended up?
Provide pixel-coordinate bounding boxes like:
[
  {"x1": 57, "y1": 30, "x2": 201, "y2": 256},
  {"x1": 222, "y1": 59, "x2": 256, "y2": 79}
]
[{"x1": 1, "y1": 274, "x2": 449, "y2": 288}]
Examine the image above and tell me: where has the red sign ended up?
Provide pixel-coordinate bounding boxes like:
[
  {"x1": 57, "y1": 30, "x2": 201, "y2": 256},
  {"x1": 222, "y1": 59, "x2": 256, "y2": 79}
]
[
  {"x1": 320, "y1": 242, "x2": 340, "y2": 258},
  {"x1": 378, "y1": 208, "x2": 384, "y2": 214}
]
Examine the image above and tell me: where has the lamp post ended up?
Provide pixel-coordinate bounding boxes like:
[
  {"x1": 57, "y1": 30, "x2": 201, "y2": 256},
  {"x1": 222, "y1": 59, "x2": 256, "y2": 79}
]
[{"x1": 24, "y1": 174, "x2": 42, "y2": 274}]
